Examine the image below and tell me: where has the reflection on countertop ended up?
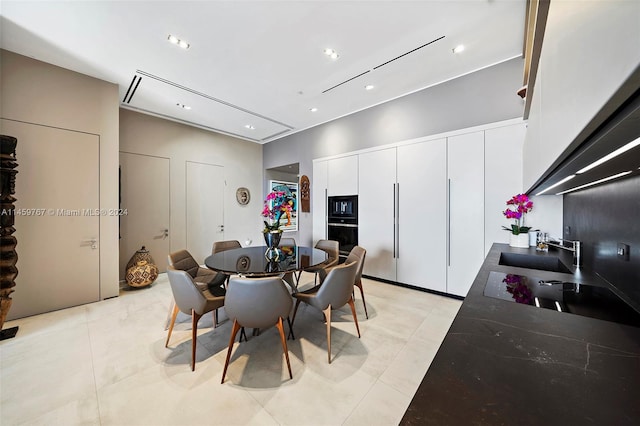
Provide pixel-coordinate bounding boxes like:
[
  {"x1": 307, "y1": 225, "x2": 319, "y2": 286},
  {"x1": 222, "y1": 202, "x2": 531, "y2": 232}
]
[{"x1": 401, "y1": 243, "x2": 640, "y2": 426}]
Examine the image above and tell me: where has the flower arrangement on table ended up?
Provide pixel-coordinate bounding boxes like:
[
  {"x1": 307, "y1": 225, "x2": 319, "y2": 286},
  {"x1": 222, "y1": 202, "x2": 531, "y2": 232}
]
[
  {"x1": 503, "y1": 274, "x2": 533, "y2": 305},
  {"x1": 502, "y1": 193, "x2": 533, "y2": 235},
  {"x1": 261, "y1": 191, "x2": 294, "y2": 233}
]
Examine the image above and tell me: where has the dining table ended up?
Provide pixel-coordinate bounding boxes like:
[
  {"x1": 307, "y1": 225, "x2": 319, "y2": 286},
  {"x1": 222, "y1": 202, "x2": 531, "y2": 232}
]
[{"x1": 204, "y1": 245, "x2": 328, "y2": 280}]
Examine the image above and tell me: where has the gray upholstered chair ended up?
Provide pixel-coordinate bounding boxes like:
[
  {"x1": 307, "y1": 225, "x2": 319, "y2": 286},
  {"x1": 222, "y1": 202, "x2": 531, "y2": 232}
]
[
  {"x1": 212, "y1": 239, "x2": 242, "y2": 254},
  {"x1": 165, "y1": 266, "x2": 225, "y2": 371},
  {"x1": 221, "y1": 276, "x2": 293, "y2": 383},
  {"x1": 291, "y1": 261, "x2": 360, "y2": 363},
  {"x1": 305, "y1": 239, "x2": 340, "y2": 284},
  {"x1": 278, "y1": 238, "x2": 298, "y2": 289},
  {"x1": 319, "y1": 246, "x2": 368, "y2": 318},
  {"x1": 166, "y1": 250, "x2": 226, "y2": 329}
]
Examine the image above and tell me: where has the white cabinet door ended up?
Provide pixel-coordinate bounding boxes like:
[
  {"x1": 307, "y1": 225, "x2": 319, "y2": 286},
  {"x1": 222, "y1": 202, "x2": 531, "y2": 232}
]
[
  {"x1": 358, "y1": 148, "x2": 397, "y2": 281},
  {"x1": 312, "y1": 160, "x2": 328, "y2": 243},
  {"x1": 484, "y1": 123, "x2": 525, "y2": 254},
  {"x1": 447, "y1": 132, "x2": 485, "y2": 297},
  {"x1": 397, "y1": 139, "x2": 447, "y2": 292},
  {"x1": 327, "y1": 155, "x2": 358, "y2": 196}
]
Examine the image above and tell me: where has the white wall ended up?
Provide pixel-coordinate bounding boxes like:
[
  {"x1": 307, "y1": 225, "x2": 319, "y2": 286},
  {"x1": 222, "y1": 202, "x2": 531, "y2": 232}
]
[
  {"x1": 523, "y1": 0, "x2": 640, "y2": 190},
  {"x1": 119, "y1": 109, "x2": 264, "y2": 256},
  {"x1": 0, "y1": 49, "x2": 120, "y2": 299}
]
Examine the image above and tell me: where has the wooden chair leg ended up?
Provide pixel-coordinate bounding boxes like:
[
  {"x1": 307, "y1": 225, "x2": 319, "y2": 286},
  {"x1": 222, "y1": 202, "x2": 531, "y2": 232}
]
[
  {"x1": 221, "y1": 319, "x2": 242, "y2": 384},
  {"x1": 287, "y1": 316, "x2": 295, "y2": 340},
  {"x1": 165, "y1": 304, "x2": 180, "y2": 347},
  {"x1": 276, "y1": 317, "x2": 293, "y2": 379},
  {"x1": 191, "y1": 310, "x2": 202, "y2": 371},
  {"x1": 165, "y1": 298, "x2": 176, "y2": 330},
  {"x1": 213, "y1": 308, "x2": 219, "y2": 328},
  {"x1": 356, "y1": 281, "x2": 369, "y2": 319},
  {"x1": 347, "y1": 297, "x2": 361, "y2": 338},
  {"x1": 323, "y1": 305, "x2": 332, "y2": 363},
  {"x1": 290, "y1": 299, "x2": 302, "y2": 328}
]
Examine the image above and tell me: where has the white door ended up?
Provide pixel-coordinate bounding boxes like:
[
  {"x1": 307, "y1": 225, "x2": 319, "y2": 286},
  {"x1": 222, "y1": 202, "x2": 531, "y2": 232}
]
[
  {"x1": 119, "y1": 152, "x2": 170, "y2": 278},
  {"x1": 448, "y1": 132, "x2": 485, "y2": 297},
  {"x1": 358, "y1": 148, "x2": 397, "y2": 280},
  {"x1": 312, "y1": 160, "x2": 328, "y2": 243},
  {"x1": 186, "y1": 161, "x2": 225, "y2": 265},
  {"x1": 397, "y1": 139, "x2": 448, "y2": 292},
  {"x1": 2, "y1": 119, "x2": 100, "y2": 319}
]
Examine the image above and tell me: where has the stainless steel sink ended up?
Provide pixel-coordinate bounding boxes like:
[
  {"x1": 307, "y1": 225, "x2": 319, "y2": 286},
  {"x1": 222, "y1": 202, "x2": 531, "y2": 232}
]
[{"x1": 499, "y1": 252, "x2": 572, "y2": 274}]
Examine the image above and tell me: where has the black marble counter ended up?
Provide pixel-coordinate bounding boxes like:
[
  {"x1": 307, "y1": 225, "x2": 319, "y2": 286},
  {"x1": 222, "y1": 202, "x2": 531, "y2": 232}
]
[{"x1": 401, "y1": 243, "x2": 640, "y2": 425}]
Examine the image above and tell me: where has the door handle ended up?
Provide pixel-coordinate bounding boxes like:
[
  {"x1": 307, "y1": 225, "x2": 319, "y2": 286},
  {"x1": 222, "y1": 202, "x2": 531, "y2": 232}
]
[
  {"x1": 219, "y1": 225, "x2": 224, "y2": 232},
  {"x1": 84, "y1": 238, "x2": 98, "y2": 250},
  {"x1": 162, "y1": 229, "x2": 169, "y2": 239}
]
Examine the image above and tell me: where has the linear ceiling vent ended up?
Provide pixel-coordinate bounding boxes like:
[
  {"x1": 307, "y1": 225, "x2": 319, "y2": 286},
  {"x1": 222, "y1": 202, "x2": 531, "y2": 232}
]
[
  {"x1": 322, "y1": 35, "x2": 445, "y2": 94},
  {"x1": 123, "y1": 75, "x2": 142, "y2": 103}
]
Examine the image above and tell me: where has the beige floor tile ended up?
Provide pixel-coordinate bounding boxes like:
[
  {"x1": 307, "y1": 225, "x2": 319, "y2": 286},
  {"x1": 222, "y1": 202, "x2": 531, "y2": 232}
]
[
  {"x1": 0, "y1": 272, "x2": 456, "y2": 426},
  {"x1": 343, "y1": 380, "x2": 413, "y2": 426}
]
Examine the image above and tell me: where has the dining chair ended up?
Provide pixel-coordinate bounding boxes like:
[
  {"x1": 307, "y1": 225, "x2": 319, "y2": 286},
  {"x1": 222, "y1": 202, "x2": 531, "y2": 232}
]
[
  {"x1": 211, "y1": 240, "x2": 242, "y2": 286},
  {"x1": 221, "y1": 276, "x2": 294, "y2": 383},
  {"x1": 291, "y1": 261, "x2": 360, "y2": 363},
  {"x1": 278, "y1": 238, "x2": 298, "y2": 289},
  {"x1": 166, "y1": 249, "x2": 226, "y2": 329},
  {"x1": 165, "y1": 266, "x2": 226, "y2": 371},
  {"x1": 305, "y1": 239, "x2": 339, "y2": 285},
  {"x1": 318, "y1": 246, "x2": 368, "y2": 318}
]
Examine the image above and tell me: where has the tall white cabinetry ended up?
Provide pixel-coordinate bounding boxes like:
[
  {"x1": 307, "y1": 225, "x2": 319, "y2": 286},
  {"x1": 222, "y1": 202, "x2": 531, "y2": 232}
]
[
  {"x1": 358, "y1": 148, "x2": 397, "y2": 281},
  {"x1": 313, "y1": 120, "x2": 525, "y2": 297},
  {"x1": 447, "y1": 132, "x2": 485, "y2": 297}
]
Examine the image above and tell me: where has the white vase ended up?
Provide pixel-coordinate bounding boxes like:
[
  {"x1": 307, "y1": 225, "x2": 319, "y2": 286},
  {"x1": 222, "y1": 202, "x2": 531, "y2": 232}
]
[{"x1": 509, "y1": 233, "x2": 529, "y2": 248}]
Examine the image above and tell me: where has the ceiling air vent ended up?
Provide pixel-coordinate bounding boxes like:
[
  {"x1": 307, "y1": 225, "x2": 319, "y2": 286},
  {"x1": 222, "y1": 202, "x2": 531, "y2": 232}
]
[{"x1": 123, "y1": 75, "x2": 142, "y2": 104}]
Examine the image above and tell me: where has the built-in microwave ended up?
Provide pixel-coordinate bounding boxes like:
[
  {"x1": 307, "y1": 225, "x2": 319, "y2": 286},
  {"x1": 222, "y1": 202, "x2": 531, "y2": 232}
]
[{"x1": 328, "y1": 195, "x2": 358, "y2": 224}]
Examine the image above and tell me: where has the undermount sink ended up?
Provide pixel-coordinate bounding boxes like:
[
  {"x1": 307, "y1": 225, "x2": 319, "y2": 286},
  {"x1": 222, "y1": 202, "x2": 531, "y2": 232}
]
[{"x1": 499, "y1": 252, "x2": 573, "y2": 274}]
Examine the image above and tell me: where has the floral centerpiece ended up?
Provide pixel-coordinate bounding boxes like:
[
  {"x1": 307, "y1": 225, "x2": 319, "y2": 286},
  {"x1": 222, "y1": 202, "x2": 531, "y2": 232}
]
[
  {"x1": 502, "y1": 193, "x2": 534, "y2": 248},
  {"x1": 261, "y1": 191, "x2": 293, "y2": 251}
]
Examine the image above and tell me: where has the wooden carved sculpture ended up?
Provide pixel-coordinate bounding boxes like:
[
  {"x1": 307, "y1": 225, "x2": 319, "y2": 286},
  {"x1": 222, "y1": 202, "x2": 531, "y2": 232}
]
[{"x1": 0, "y1": 135, "x2": 19, "y2": 339}]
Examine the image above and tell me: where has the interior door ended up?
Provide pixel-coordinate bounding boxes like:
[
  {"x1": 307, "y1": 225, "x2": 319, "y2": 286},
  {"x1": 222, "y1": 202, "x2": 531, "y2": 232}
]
[
  {"x1": 358, "y1": 148, "x2": 397, "y2": 281},
  {"x1": 397, "y1": 139, "x2": 447, "y2": 291},
  {"x1": 2, "y1": 119, "x2": 100, "y2": 319},
  {"x1": 119, "y1": 152, "x2": 170, "y2": 278},
  {"x1": 186, "y1": 161, "x2": 225, "y2": 265}
]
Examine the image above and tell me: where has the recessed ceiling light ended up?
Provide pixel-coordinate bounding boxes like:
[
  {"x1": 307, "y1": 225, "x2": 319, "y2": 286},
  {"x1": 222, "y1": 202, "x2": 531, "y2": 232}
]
[
  {"x1": 323, "y1": 48, "x2": 339, "y2": 60},
  {"x1": 310, "y1": 107, "x2": 318, "y2": 112},
  {"x1": 176, "y1": 103, "x2": 191, "y2": 110},
  {"x1": 168, "y1": 34, "x2": 190, "y2": 49},
  {"x1": 245, "y1": 124, "x2": 255, "y2": 130},
  {"x1": 365, "y1": 85, "x2": 375, "y2": 91},
  {"x1": 452, "y1": 44, "x2": 465, "y2": 54}
]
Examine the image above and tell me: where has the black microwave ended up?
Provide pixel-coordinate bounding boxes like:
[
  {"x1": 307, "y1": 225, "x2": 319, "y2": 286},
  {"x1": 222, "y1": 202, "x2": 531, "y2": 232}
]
[{"x1": 328, "y1": 195, "x2": 358, "y2": 223}]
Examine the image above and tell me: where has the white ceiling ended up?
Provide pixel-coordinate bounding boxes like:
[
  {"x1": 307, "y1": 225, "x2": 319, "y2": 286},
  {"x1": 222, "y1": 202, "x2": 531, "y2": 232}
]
[{"x1": 0, "y1": 1, "x2": 526, "y2": 144}]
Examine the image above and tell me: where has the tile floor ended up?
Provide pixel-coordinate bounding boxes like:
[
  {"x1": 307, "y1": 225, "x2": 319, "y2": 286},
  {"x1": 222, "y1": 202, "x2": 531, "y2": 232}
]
[{"x1": 0, "y1": 272, "x2": 461, "y2": 426}]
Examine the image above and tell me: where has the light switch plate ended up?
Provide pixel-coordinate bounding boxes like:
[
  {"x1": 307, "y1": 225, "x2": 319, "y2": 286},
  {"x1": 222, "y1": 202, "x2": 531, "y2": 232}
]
[{"x1": 617, "y1": 243, "x2": 630, "y2": 261}]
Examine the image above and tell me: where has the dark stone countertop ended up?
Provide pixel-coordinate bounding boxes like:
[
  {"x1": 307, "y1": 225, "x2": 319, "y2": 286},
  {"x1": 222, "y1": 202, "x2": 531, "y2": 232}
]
[{"x1": 401, "y1": 243, "x2": 640, "y2": 426}]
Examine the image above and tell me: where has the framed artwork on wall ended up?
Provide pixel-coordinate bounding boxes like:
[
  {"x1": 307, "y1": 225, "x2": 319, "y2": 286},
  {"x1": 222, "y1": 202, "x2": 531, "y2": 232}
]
[{"x1": 269, "y1": 180, "x2": 298, "y2": 232}]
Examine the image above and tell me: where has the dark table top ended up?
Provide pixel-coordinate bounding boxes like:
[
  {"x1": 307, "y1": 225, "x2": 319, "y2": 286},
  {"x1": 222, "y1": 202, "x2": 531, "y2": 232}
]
[
  {"x1": 204, "y1": 245, "x2": 327, "y2": 277},
  {"x1": 401, "y1": 243, "x2": 640, "y2": 426}
]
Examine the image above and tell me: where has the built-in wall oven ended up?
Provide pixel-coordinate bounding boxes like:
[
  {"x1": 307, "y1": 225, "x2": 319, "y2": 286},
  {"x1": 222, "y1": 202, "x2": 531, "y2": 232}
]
[{"x1": 327, "y1": 195, "x2": 358, "y2": 258}]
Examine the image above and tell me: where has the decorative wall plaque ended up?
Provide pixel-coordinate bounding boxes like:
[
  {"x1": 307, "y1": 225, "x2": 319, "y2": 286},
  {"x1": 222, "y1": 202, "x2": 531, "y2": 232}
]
[
  {"x1": 236, "y1": 187, "x2": 250, "y2": 205},
  {"x1": 300, "y1": 175, "x2": 310, "y2": 213}
]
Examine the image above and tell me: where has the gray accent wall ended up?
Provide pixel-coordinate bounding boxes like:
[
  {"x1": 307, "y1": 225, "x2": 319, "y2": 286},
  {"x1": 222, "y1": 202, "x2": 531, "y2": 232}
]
[{"x1": 264, "y1": 57, "x2": 525, "y2": 245}]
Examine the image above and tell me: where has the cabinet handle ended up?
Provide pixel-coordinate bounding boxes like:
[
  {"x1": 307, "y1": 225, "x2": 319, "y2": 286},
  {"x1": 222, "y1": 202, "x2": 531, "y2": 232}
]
[
  {"x1": 393, "y1": 183, "x2": 396, "y2": 258},
  {"x1": 325, "y1": 188, "x2": 328, "y2": 239},
  {"x1": 396, "y1": 182, "x2": 400, "y2": 258},
  {"x1": 447, "y1": 178, "x2": 451, "y2": 267}
]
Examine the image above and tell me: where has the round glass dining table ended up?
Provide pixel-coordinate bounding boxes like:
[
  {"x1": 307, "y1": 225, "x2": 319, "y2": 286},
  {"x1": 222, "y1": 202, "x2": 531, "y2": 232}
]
[{"x1": 204, "y1": 245, "x2": 328, "y2": 277}]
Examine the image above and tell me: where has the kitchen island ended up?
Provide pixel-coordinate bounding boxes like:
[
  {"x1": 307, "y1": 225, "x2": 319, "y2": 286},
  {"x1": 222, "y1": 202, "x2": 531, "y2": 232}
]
[{"x1": 401, "y1": 243, "x2": 640, "y2": 425}]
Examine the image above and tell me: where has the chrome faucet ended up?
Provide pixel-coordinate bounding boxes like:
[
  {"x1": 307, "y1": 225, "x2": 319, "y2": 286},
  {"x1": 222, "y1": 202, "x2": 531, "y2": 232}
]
[{"x1": 548, "y1": 238, "x2": 582, "y2": 266}]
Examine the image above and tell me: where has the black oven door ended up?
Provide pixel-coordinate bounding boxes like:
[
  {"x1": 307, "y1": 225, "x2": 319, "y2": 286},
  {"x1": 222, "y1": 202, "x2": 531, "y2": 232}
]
[{"x1": 327, "y1": 223, "x2": 358, "y2": 257}]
